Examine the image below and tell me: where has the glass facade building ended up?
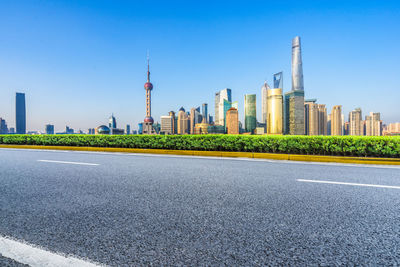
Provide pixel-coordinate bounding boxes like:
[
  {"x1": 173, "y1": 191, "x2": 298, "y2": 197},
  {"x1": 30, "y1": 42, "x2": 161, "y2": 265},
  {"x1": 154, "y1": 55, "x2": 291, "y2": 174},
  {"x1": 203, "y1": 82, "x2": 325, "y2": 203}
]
[
  {"x1": 244, "y1": 94, "x2": 256, "y2": 133},
  {"x1": 16, "y1": 92, "x2": 26, "y2": 134}
]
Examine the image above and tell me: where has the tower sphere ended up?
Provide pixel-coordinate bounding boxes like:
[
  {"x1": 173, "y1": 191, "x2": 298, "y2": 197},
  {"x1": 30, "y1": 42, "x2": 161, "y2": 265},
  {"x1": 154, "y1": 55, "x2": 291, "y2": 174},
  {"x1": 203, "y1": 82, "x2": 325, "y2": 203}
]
[
  {"x1": 144, "y1": 82, "x2": 153, "y2": 90},
  {"x1": 144, "y1": 116, "x2": 154, "y2": 123}
]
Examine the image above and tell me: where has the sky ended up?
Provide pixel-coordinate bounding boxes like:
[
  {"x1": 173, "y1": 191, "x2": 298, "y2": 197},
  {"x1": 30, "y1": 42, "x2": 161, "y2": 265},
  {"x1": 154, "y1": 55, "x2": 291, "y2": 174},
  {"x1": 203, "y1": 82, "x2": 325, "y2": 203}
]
[{"x1": 0, "y1": 0, "x2": 399, "y2": 132}]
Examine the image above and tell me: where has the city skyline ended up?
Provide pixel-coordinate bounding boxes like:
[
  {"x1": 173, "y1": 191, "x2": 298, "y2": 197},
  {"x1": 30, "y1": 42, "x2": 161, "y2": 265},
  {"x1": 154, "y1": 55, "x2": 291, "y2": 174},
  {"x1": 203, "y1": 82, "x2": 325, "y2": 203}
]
[{"x1": 0, "y1": 1, "x2": 399, "y2": 132}]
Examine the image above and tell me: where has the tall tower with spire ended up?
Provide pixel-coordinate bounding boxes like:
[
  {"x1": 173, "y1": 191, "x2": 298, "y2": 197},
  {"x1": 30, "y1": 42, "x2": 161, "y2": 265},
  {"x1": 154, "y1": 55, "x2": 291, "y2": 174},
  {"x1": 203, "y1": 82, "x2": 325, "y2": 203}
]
[{"x1": 142, "y1": 54, "x2": 156, "y2": 134}]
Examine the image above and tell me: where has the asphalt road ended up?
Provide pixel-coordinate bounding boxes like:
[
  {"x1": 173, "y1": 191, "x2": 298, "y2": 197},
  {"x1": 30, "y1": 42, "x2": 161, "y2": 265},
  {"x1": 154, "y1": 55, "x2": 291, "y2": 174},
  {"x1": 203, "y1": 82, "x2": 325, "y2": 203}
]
[{"x1": 1, "y1": 148, "x2": 400, "y2": 266}]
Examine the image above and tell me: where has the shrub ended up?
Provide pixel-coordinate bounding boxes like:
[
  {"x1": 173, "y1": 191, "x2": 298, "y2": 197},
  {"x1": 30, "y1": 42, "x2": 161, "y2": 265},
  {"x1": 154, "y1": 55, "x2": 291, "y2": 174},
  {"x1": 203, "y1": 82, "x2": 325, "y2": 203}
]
[{"x1": 0, "y1": 134, "x2": 399, "y2": 158}]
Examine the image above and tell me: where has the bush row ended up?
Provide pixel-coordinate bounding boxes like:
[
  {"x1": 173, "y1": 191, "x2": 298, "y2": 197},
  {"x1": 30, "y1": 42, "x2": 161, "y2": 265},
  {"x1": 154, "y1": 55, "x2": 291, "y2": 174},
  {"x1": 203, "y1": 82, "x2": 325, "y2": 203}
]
[{"x1": 0, "y1": 134, "x2": 399, "y2": 158}]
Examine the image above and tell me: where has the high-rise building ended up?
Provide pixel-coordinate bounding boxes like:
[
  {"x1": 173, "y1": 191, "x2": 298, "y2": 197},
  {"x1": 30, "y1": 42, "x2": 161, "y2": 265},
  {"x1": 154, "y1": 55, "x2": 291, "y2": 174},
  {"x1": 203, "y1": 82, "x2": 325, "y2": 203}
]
[
  {"x1": 0, "y1": 118, "x2": 8, "y2": 134},
  {"x1": 284, "y1": 36, "x2": 305, "y2": 135},
  {"x1": 327, "y1": 114, "x2": 332, "y2": 135},
  {"x1": 138, "y1": 123, "x2": 143, "y2": 134},
  {"x1": 177, "y1": 107, "x2": 189, "y2": 134},
  {"x1": 190, "y1": 107, "x2": 202, "y2": 134},
  {"x1": 202, "y1": 103, "x2": 208, "y2": 123},
  {"x1": 45, "y1": 124, "x2": 54, "y2": 134},
  {"x1": 142, "y1": 56, "x2": 156, "y2": 134},
  {"x1": 349, "y1": 108, "x2": 363, "y2": 136},
  {"x1": 161, "y1": 115, "x2": 174, "y2": 135},
  {"x1": 244, "y1": 94, "x2": 256, "y2": 133},
  {"x1": 365, "y1": 112, "x2": 382, "y2": 136},
  {"x1": 331, "y1": 105, "x2": 342, "y2": 136},
  {"x1": 226, "y1": 107, "x2": 239, "y2": 134},
  {"x1": 126, "y1": 124, "x2": 131, "y2": 135},
  {"x1": 267, "y1": 88, "x2": 283, "y2": 135},
  {"x1": 169, "y1": 111, "x2": 177, "y2": 134},
  {"x1": 16, "y1": 92, "x2": 26, "y2": 134},
  {"x1": 261, "y1": 81, "x2": 270, "y2": 126},
  {"x1": 109, "y1": 114, "x2": 117, "y2": 129},
  {"x1": 384, "y1": 122, "x2": 400, "y2": 135},
  {"x1": 223, "y1": 99, "x2": 238, "y2": 130},
  {"x1": 214, "y1": 88, "x2": 232, "y2": 126},
  {"x1": 305, "y1": 100, "x2": 327, "y2": 135}
]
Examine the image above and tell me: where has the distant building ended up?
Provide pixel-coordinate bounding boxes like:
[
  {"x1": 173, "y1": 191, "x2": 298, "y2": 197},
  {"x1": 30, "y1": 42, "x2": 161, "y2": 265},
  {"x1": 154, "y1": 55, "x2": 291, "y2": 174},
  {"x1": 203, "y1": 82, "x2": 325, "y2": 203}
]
[
  {"x1": 254, "y1": 127, "x2": 265, "y2": 135},
  {"x1": 95, "y1": 125, "x2": 110, "y2": 135},
  {"x1": 327, "y1": 114, "x2": 332, "y2": 135},
  {"x1": 9, "y1": 127, "x2": 15, "y2": 134},
  {"x1": 261, "y1": 81, "x2": 269, "y2": 127},
  {"x1": 304, "y1": 100, "x2": 327, "y2": 135},
  {"x1": 349, "y1": 108, "x2": 363, "y2": 136},
  {"x1": 267, "y1": 88, "x2": 283, "y2": 135},
  {"x1": 65, "y1": 126, "x2": 74, "y2": 134},
  {"x1": 215, "y1": 88, "x2": 232, "y2": 126},
  {"x1": 207, "y1": 125, "x2": 225, "y2": 134},
  {"x1": 0, "y1": 118, "x2": 8, "y2": 134},
  {"x1": 45, "y1": 124, "x2": 54, "y2": 134},
  {"x1": 16, "y1": 92, "x2": 26, "y2": 134},
  {"x1": 384, "y1": 122, "x2": 400, "y2": 136},
  {"x1": 194, "y1": 123, "x2": 210, "y2": 134},
  {"x1": 244, "y1": 94, "x2": 256, "y2": 134},
  {"x1": 138, "y1": 123, "x2": 143, "y2": 134},
  {"x1": 126, "y1": 124, "x2": 131, "y2": 135},
  {"x1": 365, "y1": 112, "x2": 382, "y2": 136},
  {"x1": 331, "y1": 105, "x2": 342, "y2": 136},
  {"x1": 88, "y1": 128, "x2": 95, "y2": 135},
  {"x1": 161, "y1": 114, "x2": 174, "y2": 135},
  {"x1": 202, "y1": 103, "x2": 208, "y2": 123},
  {"x1": 344, "y1": 122, "x2": 350, "y2": 135},
  {"x1": 190, "y1": 107, "x2": 202, "y2": 134},
  {"x1": 223, "y1": 99, "x2": 238, "y2": 131},
  {"x1": 226, "y1": 107, "x2": 239, "y2": 134},
  {"x1": 177, "y1": 107, "x2": 189, "y2": 134},
  {"x1": 109, "y1": 114, "x2": 117, "y2": 129},
  {"x1": 169, "y1": 111, "x2": 177, "y2": 134}
]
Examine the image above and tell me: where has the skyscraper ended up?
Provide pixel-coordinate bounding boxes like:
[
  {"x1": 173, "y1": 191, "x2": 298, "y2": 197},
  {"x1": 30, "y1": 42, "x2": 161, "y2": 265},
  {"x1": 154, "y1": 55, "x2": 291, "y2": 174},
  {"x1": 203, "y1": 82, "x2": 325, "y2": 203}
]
[
  {"x1": 109, "y1": 114, "x2": 117, "y2": 129},
  {"x1": 142, "y1": 56, "x2": 156, "y2": 135},
  {"x1": 284, "y1": 36, "x2": 305, "y2": 135},
  {"x1": 365, "y1": 112, "x2": 382, "y2": 136},
  {"x1": 45, "y1": 124, "x2": 54, "y2": 134},
  {"x1": 349, "y1": 108, "x2": 363, "y2": 136},
  {"x1": 202, "y1": 103, "x2": 208, "y2": 123},
  {"x1": 244, "y1": 94, "x2": 256, "y2": 133},
  {"x1": 16, "y1": 92, "x2": 26, "y2": 134},
  {"x1": 226, "y1": 107, "x2": 239, "y2": 134},
  {"x1": 267, "y1": 88, "x2": 283, "y2": 135},
  {"x1": 331, "y1": 105, "x2": 342, "y2": 136},
  {"x1": 305, "y1": 100, "x2": 327, "y2": 135},
  {"x1": 160, "y1": 115, "x2": 174, "y2": 135},
  {"x1": 190, "y1": 107, "x2": 202, "y2": 134},
  {"x1": 169, "y1": 111, "x2": 177, "y2": 134},
  {"x1": 126, "y1": 124, "x2": 131, "y2": 135},
  {"x1": 177, "y1": 107, "x2": 189, "y2": 134},
  {"x1": 317, "y1": 104, "x2": 327, "y2": 135},
  {"x1": 214, "y1": 88, "x2": 232, "y2": 126},
  {"x1": 261, "y1": 81, "x2": 270, "y2": 126}
]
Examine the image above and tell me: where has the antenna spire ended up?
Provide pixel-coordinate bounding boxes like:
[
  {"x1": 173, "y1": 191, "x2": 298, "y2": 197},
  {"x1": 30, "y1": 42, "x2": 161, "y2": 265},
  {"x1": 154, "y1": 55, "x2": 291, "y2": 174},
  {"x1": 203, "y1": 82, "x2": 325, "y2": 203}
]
[{"x1": 147, "y1": 50, "x2": 150, "y2": 82}]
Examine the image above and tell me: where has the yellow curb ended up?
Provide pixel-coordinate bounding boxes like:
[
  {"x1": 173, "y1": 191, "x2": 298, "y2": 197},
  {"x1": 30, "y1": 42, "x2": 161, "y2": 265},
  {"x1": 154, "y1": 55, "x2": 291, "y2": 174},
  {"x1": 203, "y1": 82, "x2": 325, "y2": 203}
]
[{"x1": 0, "y1": 144, "x2": 399, "y2": 165}]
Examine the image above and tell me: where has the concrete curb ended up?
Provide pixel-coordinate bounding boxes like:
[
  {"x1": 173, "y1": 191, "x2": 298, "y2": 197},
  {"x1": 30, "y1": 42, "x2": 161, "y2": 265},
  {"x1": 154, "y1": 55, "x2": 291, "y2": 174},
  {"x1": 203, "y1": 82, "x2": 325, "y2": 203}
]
[{"x1": 0, "y1": 144, "x2": 399, "y2": 165}]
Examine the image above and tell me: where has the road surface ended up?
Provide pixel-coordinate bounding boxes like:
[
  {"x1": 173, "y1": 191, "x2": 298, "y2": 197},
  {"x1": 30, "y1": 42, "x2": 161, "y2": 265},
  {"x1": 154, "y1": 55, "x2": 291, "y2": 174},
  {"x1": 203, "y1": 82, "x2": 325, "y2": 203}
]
[{"x1": 0, "y1": 148, "x2": 400, "y2": 266}]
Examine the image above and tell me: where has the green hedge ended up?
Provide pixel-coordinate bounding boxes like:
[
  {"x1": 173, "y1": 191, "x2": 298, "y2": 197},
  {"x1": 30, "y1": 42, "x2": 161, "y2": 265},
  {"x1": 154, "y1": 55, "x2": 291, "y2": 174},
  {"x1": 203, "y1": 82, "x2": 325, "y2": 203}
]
[{"x1": 0, "y1": 134, "x2": 399, "y2": 158}]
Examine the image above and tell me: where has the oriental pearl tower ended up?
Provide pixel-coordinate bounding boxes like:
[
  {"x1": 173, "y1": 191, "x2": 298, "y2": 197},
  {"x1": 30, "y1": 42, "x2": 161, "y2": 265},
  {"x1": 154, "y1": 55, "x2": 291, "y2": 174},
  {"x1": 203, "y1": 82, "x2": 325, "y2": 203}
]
[{"x1": 142, "y1": 55, "x2": 156, "y2": 134}]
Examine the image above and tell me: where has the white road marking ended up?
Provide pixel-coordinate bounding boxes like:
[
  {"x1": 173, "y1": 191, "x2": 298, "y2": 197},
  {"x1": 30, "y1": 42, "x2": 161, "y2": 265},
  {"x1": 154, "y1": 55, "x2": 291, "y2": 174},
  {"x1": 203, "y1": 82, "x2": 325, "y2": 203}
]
[
  {"x1": 297, "y1": 179, "x2": 400, "y2": 189},
  {"x1": 0, "y1": 235, "x2": 101, "y2": 267},
  {"x1": 37, "y1": 160, "x2": 99, "y2": 166}
]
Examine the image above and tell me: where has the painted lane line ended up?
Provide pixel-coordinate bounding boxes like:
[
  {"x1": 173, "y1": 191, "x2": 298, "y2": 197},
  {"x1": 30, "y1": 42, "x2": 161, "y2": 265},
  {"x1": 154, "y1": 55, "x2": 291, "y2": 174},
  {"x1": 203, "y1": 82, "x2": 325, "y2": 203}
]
[
  {"x1": 37, "y1": 160, "x2": 99, "y2": 166},
  {"x1": 297, "y1": 179, "x2": 400, "y2": 189},
  {"x1": 0, "y1": 236, "x2": 101, "y2": 267}
]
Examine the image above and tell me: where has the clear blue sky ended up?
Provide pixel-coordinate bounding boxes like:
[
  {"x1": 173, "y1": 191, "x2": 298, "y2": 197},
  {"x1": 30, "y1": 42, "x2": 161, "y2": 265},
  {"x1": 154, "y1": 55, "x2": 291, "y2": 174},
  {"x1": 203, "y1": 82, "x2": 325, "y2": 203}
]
[{"x1": 0, "y1": 0, "x2": 399, "y2": 132}]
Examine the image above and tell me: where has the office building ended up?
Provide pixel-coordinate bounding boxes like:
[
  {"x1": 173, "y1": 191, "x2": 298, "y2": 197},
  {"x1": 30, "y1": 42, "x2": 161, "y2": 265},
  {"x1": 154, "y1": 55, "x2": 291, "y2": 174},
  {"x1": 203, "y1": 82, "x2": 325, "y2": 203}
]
[
  {"x1": 126, "y1": 124, "x2": 131, "y2": 135},
  {"x1": 109, "y1": 114, "x2": 117, "y2": 129},
  {"x1": 365, "y1": 112, "x2": 382, "y2": 136},
  {"x1": 142, "y1": 56, "x2": 156, "y2": 134},
  {"x1": 244, "y1": 94, "x2": 256, "y2": 133},
  {"x1": 349, "y1": 108, "x2": 363, "y2": 136},
  {"x1": 16, "y1": 92, "x2": 26, "y2": 134},
  {"x1": 215, "y1": 88, "x2": 232, "y2": 126},
  {"x1": 226, "y1": 107, "x2": 239, "y2": 134},
  {"x1": 202, "y1": 103, "x2": 208, "y2": 123},
  {"x1": 267, "y1": 88, "x2": 283, "y2": 135},
  {"x1": 261, "y1": 81, "x2": 270, "y2": 126},
  {"x1": 305, "y1": 100, "x2": 327, "y2": 135},
  {"x1": 331, "y1": 105, "x2": 342, "y2": 136},
  {"x1": 138, "y1": 123, "x2": 143, "y2": 134},
  {"x1": 0, "y1": 118, "x2": 8, "y2": 134},
  {"x1": 190, "y1": 107, "x2": 202, "y2": 134},
  {"x1": 45, "y1": 124, "x2": 54, "y2": 134},
  {"x1": 161, "y1": 114, "x2": 174, "y2": 135},
  {"x1": 284, "y1": 36, "x2": 305, "y2": 135},
  {"x1": 177, "y1": 107, "x2": 189, "y2": 134}
]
